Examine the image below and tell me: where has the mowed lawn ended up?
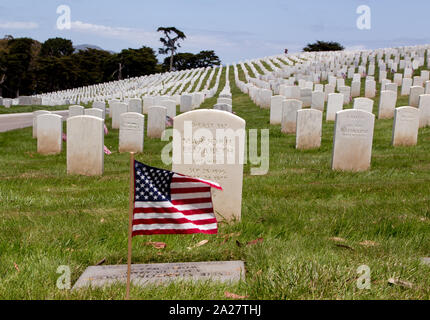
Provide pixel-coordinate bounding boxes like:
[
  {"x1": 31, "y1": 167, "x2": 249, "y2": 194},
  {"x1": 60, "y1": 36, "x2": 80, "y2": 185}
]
[{"x1": 0, "y1": 67, "x2": 430, "y2": 300}]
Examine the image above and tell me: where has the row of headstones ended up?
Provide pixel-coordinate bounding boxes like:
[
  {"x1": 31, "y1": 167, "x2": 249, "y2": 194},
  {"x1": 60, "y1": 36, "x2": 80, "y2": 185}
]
[
  {"x1": 33, "y1": 65, "x2": 220, "y2": 107},
  {"x1": 34, "y1": 109, "x2": 246, "y2": 222},
  {"x1": 272, "y1": 102, "x2": 421, "y2": 171},
  {"x1": 270, "y1": 91, "x2": 430, "y2": 126}
]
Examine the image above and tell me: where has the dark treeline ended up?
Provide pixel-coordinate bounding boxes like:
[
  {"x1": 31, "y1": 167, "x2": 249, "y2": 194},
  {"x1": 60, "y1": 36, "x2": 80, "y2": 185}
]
[{"x1": 0, "y1": 36, "x2": 221, "y2": 98}]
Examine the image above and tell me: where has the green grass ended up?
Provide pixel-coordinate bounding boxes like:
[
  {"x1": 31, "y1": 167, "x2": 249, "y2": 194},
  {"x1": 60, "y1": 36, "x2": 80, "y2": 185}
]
[
  {"x1": 0, "y1": 66, "x2": 430, "y2": 300},
  {"x1": 0, "y1": 105, "x2": 73, "y2": 115}
]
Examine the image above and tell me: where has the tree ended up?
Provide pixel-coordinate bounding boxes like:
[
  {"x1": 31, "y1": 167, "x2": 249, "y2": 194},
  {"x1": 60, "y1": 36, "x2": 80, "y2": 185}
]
[
  {"x1": 104, "y1": 47, "x2": 158, "y2": 81},
  {"x1": 40, "y1": 37, "x2": 74, "y2": 58},
  {"x1": 2, "y1": 37, "x2": 36, "y2": 97},
  {"x1": 157, "y1": 27, "x2": 186, "y2": 71},
  {"x1": 162, "y1": 50, "x2": 221, "y2": 71},
  {"x1": 303, "y1": 41, "x2": 344, "y2": 52},
  {"x1": 194, "y1": 50, "x2": 221, "y2": 68}
]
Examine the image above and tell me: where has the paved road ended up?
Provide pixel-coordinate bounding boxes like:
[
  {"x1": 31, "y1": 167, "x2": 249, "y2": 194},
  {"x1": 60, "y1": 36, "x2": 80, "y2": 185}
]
[{"x1": 0, "y1": 110, "x2": 70, "y2": 133}]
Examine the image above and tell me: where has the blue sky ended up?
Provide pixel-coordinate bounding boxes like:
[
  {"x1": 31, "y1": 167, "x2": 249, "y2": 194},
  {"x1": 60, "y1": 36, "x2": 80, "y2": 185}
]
[{"x1": 1, "y1": 0, "x2": 429, "y2": 64}]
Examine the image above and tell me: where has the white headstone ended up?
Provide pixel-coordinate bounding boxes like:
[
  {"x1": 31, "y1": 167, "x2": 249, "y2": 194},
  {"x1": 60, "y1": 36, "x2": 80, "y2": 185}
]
[
  {"x1": 37, "y1": 114, "x2": 62, "y2": 155},
  {"x1": 281, "y1": 99, "x2": 303, "y2": 134},
  {"x1": 353, "y1": 97, "x2": 374, "y2": 113},
  {"x1": 33, "y1": 110, "x2": 52, "y2": 138},
  {"x1": 296, "y1": 109, "x2": 322, "y2": 150},
  {"x1": 409, "y1": 86, "x2": 425, "y2": 107},
  {"x1": 128, "y1": 98, "x2": 143, "y2": 114},
  {"x1": 332, "y1": 109, "x2": 375, "y2": 172},
  {"x1": 112, "y1": 102, "x2": 128, "y2": 129},
  {"x1": 67, "y1": 116, "x2": 104, "y2": 176},
  {"x1": 119, "y1": 113, "x2": 145, "y2": 153},
  {"x1": 418, "y1": 94, "x2": 430, "y2": 128},
  {"x1": 392, "y1": 107, "x2": 420, "y2": 146},
  {"x1": 326, "y1": 93, "x2": 344, "y2": 122},
  {"x1": 69, "y1": 105, "x2": 84, "y2": 118},
  {"x1": 270, "y1": 95, "x2": 285, "y2": 125},
  {"x1": 378, "y1": 90, "x2": 397, "y2": 119},
  {"x1": 85, "y1": 108, "x2": 104, "y2": 119},
  {"x1": 147, "y1": 106, "x2": 167, "y2": 139},
  {"x1": 180, "y1": 94, "x2": 193, "y2": 113},
  {"x1": 172, "y1": 109, "x2": 246, "y2": 221},
  {"x1": 311, "y1": 91, "x2": 325, "y2": 111}
]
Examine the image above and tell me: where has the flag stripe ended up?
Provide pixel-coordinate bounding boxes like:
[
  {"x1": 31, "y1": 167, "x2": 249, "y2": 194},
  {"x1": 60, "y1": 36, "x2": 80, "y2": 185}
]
[
  {"x1": 134, "y1": 206, "x2": 214, "y2": 216},
  {"x1": 133, "y1": 223, "x2": 217, "y2": 231},
  {"x1": 133, "y1": 218, "x2": 217, "y2": 226},
  {"x1": 170, "y1": 198, "x2": 213, "y2": 205},
  {"x1": 132, "y1": 229, "x2": 218, "y2": 236},
  {"x1": 170, "y1": 187, "x2": 211, "y2": 194},
  {"x1": 132, "y1": 161, "x2": 220, "y2": 236},
  {"x1": 134, "y1": 212, "x2": 216, "y2": 221},
  {"x1": 171, "y1": 192, "x2": 211, "y2": 200}
]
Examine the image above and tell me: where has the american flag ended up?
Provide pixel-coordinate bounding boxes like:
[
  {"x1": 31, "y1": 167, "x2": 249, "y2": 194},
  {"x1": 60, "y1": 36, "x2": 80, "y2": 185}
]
[{"x1": 132, "y1": 161, "x2": 222, "y2": 236}]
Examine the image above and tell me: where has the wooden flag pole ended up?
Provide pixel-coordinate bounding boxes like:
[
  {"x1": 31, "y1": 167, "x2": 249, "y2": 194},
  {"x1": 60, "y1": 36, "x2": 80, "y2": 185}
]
[{"x1": 125, "y1": 152, "x2": 135, "y2": 300}]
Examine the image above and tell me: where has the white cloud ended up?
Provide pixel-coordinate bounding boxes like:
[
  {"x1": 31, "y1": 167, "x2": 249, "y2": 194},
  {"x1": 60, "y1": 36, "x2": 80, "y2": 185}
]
[
  {"x1": 70, "y1": 21, "x2": 159, "y2": 46},
  {"x1": 0, "y1": 21, "x2": 39, "y2": 29}
]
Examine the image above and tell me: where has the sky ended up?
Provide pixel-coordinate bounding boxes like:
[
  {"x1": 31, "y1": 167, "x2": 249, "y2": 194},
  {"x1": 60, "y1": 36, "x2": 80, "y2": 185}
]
[{"x1": 1, "y1": 0, "x2": 430, "y2": 64}]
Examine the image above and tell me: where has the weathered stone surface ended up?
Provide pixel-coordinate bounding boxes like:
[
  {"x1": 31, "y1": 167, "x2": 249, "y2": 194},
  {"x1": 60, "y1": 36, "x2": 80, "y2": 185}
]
[
  {"x1": 409, "y1": 86, "x2": 425, "y2": 107},
  {"x1": 67, "y1": 116, "x2": 104, "y2": 176},
  {"x1": 73, "y1": 261, "x2": 245, "y2": 289},
  {"x1": 392, "y1": 107, "x2": 420, "y2": 147},
  {"x1": 180, "y1": 94, "x2": 193, "y2": 113},
  {"x1": 69, "y1": 105, "x2": 84, "y2": 118},
  {"x1": 270, "y1": 95, "x2": 285, "y2": 125},
  {"x1": 296, "y1": 109, "x2": 322, "y2": 150},
  {"x1": 128, "y1": 98, "x2": 143, "y2": 114},
  {"x1": 119, "y1": 112, "x2": 145, "y2": 153},
  {"x1": 172, "y1": 109, "x2": 246, "y2": 221},
  {"x1": 112, "y1": 102, "x2": 128, "y2": 129},
  {"x1": 281, "y1": 99, "x2": 302, "y2": 134},
  {"x1": 353, "y1": 97, "x2": 374, "y2": 113},
  {"x1": 85, "y1": 108, "x2": 104, "y2": 119},
  {"x1": 378, "y1": 90, "x2": 397, "y2": 119},
  {"x1": 311, "y1": 91, "x2": 325, "y2": 111},
  {"x1": 37, "y1": 114, "x2": 62, "y2": 155},
  {"x1": 32, "y1": 110, "x2": 52, "y2": 138},
  {"x1": 418, "y1": 94, "x2": 430, "y2": 128},
  {"x1": 332, "y1": 109, "x2": 375, "y2": 172},
  {"x1": 326, "y1": 93, "x2": 343, "y2": 121},
  {"x1": 161, "y1": 99, "x2": 177, "y2": 118},
  {"x1": 147, "y1": 106, "x2": 167, "y2": 138}
]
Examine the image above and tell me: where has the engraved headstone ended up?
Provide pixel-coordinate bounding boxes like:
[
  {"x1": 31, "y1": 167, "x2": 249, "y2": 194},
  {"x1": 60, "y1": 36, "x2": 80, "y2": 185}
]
[
  {"x1": 128, "y1": 98, "x2": 143, "y2": 114},
  {"x1": 409, "y1": 86, "x2": 425, "y2": 107},
  {"x1": 172, "y1": 109, "x2": 245, "y2": 221},
  {"x1": 353, "y1": 97, "x2": 374, "y2": 113},
  {"x1": 296, "y1": 109, "x2": 322, "y2": 150},
  {"x1": 119, "y1": 112, "x2": 145, "y2": 153},
  {"x1": 147, "y1": 106, "x2": 167, "y2": 139},
  {"x1": 112, "y1": 102, "x2": 128, "y2": 129},
  {"x1": 67, "y1": 116, "x2": 104, "y2": 176},
  {"x1": 32, "y1": 110, "x2": 52, "y2": 138},
  {"x1": 418, "y1": 94, "x2": 430, "y2": 128},
  {"x1": 73, "y1": 261, "x2": 245, "y2": 289},
  {"x1": 281, "y1": 99, "x2": 303, "y2": 134},
  {"x1": 37, "y1": 114, "x2": 62, "y2": 155},
  {"x1": 392, "y1": 107, "x2": 420, "y2": 146},
  {"x1": 270, "y1": 95, "x2": 285, "y2": 125},
  {"x1": 311, "y1": 91, "x2": 325, "y2": 111},
  {"x1": 326, "y1": 93, "x2": 344, "y2": 122},
  {"x1": 332, "y1": 109, "x2": 375, "y2": 172},
  {"x1": 69, "y1": 105, "x2": 84, "y2": 118},
  {"x1": 378, "y1": 90, "x2": 397, "y2": 119}
]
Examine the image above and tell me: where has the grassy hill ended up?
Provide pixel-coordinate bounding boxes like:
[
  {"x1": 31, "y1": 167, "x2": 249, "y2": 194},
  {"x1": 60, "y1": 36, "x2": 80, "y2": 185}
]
[{"x1": 0, "y1": 67, "x2": 429, "y2": 300}]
